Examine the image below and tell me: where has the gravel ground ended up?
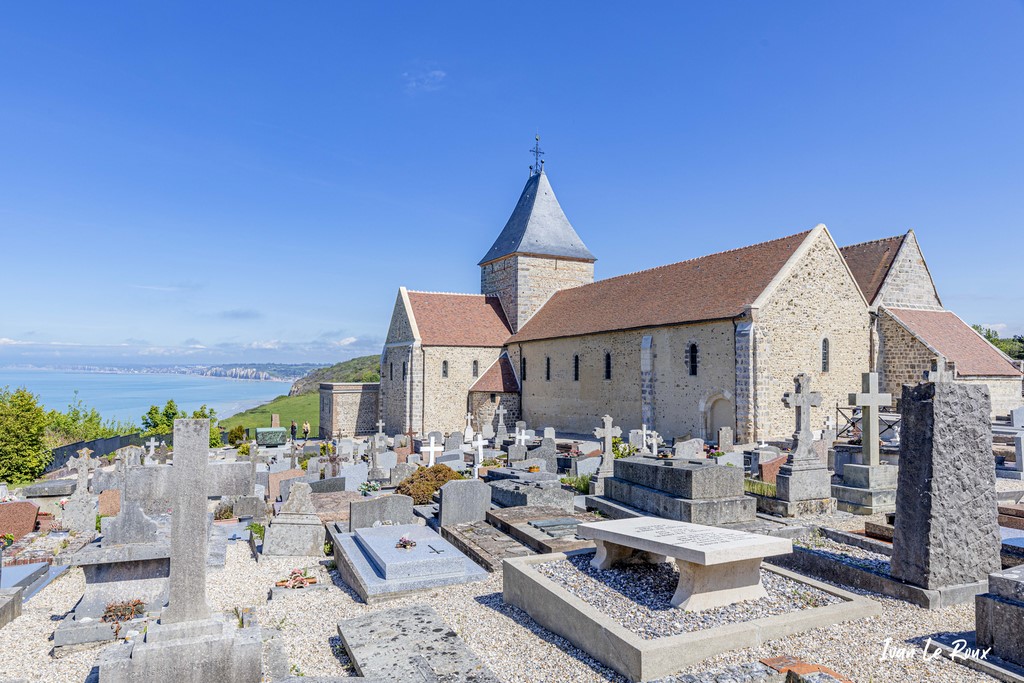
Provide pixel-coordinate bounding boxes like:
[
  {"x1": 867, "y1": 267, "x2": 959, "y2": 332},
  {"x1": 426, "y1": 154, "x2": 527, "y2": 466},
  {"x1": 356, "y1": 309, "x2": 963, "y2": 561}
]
[
  {"x1": 0, "y1": 541, "x2": 1000, "y2": 683},
  {"x1": 535, "y1": 554, "x2": 841, "y2": 639},
  {"x1": 794, "y1": 533, "x2": 893, "y2": 575}
]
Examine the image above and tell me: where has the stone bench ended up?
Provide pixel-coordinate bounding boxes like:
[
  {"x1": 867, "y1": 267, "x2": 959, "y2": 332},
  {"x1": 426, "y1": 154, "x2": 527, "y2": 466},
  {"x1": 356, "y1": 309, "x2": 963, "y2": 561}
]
[{"x1": 576, "y1": 517, "x2": 792, "y2": 611}]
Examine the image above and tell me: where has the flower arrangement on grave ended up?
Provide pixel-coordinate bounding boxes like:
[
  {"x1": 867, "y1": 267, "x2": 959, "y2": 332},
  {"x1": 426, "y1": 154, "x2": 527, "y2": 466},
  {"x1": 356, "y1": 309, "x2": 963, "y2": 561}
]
[
  {"x1": 527, "y1": 465, "x2": 540, "y2": 473},
  {"x1": 213, "y1": 502, "x2": 235, "y2": 521},
  {"x1": 103, "y1": 598, "x2": 146, "y2": 638},
  {"x1": 58, "y1": 497, "x2": 69, "y2": 510},
  {"x1": 611, "y1": 437, "x2": 637, "y2": 459},
  {"x1": 656, "y1": 450, "x2": 673, "y2": 459},
  {"x1": 275, "y1": 568, "x2": 317, "y2": 589},
  {"x1": 358, "y1": 481, "x2": 382, "y2": 496},
  {"x1": 1, "y1": 533, "x2": 13, "y2": 548},
  {"x1": 395, "y1": 536, "x2": 417, "y2": 550},
  {"x1": 708, "y1": 451, "x2": 726, "y2": 458}
]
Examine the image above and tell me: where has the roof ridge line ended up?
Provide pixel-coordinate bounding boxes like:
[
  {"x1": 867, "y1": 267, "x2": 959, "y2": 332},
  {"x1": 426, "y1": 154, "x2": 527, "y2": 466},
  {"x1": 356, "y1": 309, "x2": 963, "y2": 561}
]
[
  {"x1": 593, "y1": 229, "x2": 813, "y2": 284},
  {"x1": 840, "y1": 233, "x2": 907, "y2": 250},
  {"x1": 406, "y1": 290, "x2": 495, "y2": 297}
]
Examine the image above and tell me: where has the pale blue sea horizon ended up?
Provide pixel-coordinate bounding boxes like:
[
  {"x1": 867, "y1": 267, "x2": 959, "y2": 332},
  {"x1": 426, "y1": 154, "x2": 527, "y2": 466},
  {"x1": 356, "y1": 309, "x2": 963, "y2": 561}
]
[{"x1": 0, "y1": 369, "x2": 288, "y2": 426}]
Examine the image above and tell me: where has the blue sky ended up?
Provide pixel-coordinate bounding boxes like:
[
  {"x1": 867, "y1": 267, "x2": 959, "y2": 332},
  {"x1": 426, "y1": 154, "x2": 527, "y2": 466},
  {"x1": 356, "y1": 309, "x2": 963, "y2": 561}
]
[{"x1": 1, "y1": 2, "x2": 1022, "y2": 366}]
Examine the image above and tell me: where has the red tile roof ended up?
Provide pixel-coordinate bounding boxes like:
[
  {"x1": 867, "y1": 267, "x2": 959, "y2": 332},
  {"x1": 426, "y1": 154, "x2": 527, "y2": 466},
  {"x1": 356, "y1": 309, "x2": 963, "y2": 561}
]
[
  {"x1": 0, "y1": 501, "x2": 39, "y2": 543},
  {"x1": 886, "y1": 308, "x2": 1022, "y2": 377},
  {"x1": 469, "y1": 354, "x2": 520, "y2": 393},
  {"x1": 509, "y1": 231, "x2": 811, "y2": 343},
  {"x1": 839, "y1": 234, "x2": 906, "y2": 304},
  {"x1": 407, "y1": 292, "x2": 512, "y2": 347}
]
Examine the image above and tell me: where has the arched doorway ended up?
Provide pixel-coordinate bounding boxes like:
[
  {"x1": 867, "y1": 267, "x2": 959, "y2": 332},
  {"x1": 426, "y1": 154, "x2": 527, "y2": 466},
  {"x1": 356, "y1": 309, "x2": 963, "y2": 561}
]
[{"x1": 703, "y1": 393, "x2": 735, "y2": 441}]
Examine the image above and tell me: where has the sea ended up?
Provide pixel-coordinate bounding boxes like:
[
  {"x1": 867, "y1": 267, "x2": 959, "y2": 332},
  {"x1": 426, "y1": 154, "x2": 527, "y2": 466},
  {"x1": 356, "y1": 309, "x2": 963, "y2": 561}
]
[{"x1": 0, "y1": 369, "x2": 289, "y2": 426}]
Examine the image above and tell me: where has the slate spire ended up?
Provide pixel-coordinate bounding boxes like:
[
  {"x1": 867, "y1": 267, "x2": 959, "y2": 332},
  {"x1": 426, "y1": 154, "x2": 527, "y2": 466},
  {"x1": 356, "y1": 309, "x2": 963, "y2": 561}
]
[{"x1": 478, "y1": 169, "x2": 596, "y2": 266}]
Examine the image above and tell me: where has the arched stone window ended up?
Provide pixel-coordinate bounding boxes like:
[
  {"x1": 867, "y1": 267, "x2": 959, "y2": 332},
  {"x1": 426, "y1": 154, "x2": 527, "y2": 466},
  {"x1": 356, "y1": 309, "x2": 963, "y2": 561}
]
[
  {"x1": 472, "y1": 360, "x2": 479, "y2": 377},
  {"x1": 573, "y1": 355, "x2": 580, "y2": 381},
  {"x1": 604, "y1": 352, "x2": 612, "y2": 380},
  {"x1": 545, "y1": 357, "x2": 551, "y2": 381},
  {"x1": 442, "y1": 360, "x2": 449, "y2": 378},
  {"x1": 688, "y1": 344, "x2": 699, "y2": 377},
  {"x1": 821, "y1": 338, "x2": 830, "y2": 373}
]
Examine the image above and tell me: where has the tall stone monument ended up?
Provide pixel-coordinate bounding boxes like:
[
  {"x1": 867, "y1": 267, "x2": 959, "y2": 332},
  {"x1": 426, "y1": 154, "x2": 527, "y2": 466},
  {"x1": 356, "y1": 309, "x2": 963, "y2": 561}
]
[
  {"x1": 98, "y1": 418, "x2": 262, "y2": 682},
  {"x1": 890, "y1": 361, "x2": 1001, "y2": 601},
  {"x1": 63, "y1": 447, "x2": 99, "y2": 535},
  {"x1": 775, "y1": 374, "x2": 835, "y2": 516}
]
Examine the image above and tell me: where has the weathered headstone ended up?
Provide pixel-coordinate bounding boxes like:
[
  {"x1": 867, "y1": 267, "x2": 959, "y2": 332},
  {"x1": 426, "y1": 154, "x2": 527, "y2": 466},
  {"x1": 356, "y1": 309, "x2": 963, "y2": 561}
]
[
  {"x1": 775, "y1": 374, "x2": 835, "y2": 515},
  {"x1": 543, "y1": 427, "x2": 556, "y2": 441},
  {"x1": 348, "y1": 494, "x2": 415, "y2": 532},
  {"x1": 445, "y1": 432, "x2": 463, "y2": 452},
  {"x1": 63, "y1": 447, "x2": 99, "y2": 534},
  {"x1": 833, "y1": 372, "x2": 898, "y2": 514},
  {"x1": 674, "y1": 438, "x2": 704, "y2": 458},
  {"x1": 716, "y1": 427, "x2": 734, "y2": 451},
  {"x1": 438, "y1": 479, "x2": 491, "y2": 527},
  {"x1": 1011, "y1": 406, "x2": 1024, "y2": 429},
  {"x1": 390, "y1": 462, "x2": 418, "y2": 487},
  {"x1": 271, "y1": 413, "x2": 280, "y2": 428},
  {"x1": 262, "y1": 482, "x2": 325, "y2": 557},
  {"x1": 588, "y1": 415, "x2": 622, "y2": 496},
  {"x1": 890, "y1": 372, "x2": 1001, "y2": 593}
]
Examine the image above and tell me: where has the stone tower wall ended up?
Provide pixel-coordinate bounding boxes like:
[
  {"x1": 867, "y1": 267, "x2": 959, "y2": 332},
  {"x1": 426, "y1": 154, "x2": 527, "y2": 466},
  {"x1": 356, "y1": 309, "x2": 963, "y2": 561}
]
[{"x1": 481, "y1": 254, "x2": 593, "y2": 333}]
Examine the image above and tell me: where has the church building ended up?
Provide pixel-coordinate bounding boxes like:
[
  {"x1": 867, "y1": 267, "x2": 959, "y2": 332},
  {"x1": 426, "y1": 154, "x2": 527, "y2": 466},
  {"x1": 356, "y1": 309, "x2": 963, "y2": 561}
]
[{"x1": 323, "y1": 158, "x2": 1022, "y2": 440}]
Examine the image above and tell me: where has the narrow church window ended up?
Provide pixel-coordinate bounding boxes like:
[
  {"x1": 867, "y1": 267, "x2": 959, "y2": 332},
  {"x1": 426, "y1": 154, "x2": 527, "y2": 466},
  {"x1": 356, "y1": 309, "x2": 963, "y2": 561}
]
[
  {"x1": 490, "y1": 393, "x2": 496, "y2": 403},
  {"x1": 442, "y1": 360, "x2": 449, "y2": 378},
  {"x1": 573, "y1": 355, "x2": 580, "y2": 381},
  {"x1": 389, "y1": 363, "x2": 393, "y2": 381},
  {"x1": 521, "y1": 357, "x2": 527, "y2": 381},
  {"x1": 545, "y1": 357, "x2": 551, "y2": 381},
  {"x1": 688, "y1": 344, "x2": 698, "y2": 376},
  {"x1": 472, "y1": 360, "x2": 479, "y2": 377},
  {"x1": 604, "y1": 352, "x2": 612, "y2": 380},
  {"x1": 402, "y1": 362, "x2": 407, "y2": 380},
  {"x1": 821, "y1": 338, "x2": 830, "y2": 373}
]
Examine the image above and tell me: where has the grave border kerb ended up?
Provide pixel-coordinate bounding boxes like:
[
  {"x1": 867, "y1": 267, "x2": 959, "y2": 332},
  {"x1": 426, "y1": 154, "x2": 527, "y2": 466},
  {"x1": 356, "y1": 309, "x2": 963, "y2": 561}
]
[{"x1": 502, "y1": 548, "x2": 881, "y2": 683}]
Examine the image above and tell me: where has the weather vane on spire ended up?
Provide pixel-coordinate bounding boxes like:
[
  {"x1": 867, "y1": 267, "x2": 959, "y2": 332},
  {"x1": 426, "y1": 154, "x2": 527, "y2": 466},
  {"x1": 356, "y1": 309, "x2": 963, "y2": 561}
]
[{"x1": 529, "y1": 134, "x2": 545, "y2": 175}]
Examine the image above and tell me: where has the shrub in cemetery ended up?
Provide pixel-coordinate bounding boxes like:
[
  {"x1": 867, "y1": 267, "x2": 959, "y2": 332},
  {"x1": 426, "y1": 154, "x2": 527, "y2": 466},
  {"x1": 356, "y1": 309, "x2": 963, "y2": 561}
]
[
  {"x1": 44, "y1": 393, "x2": 137, "y2": 448},
  {"x1": 0, "y1": 386, "x2": 52, "y2": 483},
  {"x1": 395, "y1": 464, "x2": 463, "y2": 504},
  {"x1": 237, "y1": 442, "x2": 251, "y2": 457},
  {"x1": 611, "y1": 436, "x2": 637, "y2": 459},
  {"x1": 141, "y1": 400, "x2": 222, "y2": 447},
  {"x1": 320, "y1": 442, "x2": 336, "y2": 457},
  {"x1": 246, "y1": 522, "x2": 265, "y2": 540},
  {"x1": 228, "y1": 424, "x2": 246, "y2": 446},
  {"x1": 560, "y1": 474, "x2": 591, "y2": 495},
  {"x1": 214, "y1": 501, "x2": 235, "y2": 521},
  {"x1": 743, "y1": 478, "x2": 777, "y2": 498}
]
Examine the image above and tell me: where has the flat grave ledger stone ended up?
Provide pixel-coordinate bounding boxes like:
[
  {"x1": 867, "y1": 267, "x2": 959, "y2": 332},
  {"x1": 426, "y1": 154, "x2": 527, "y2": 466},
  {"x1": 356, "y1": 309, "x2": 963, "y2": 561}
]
[
  {"x1": 577, "y1": 517, "x2": 792, "y2": 610},
  {"x1": 255, "y1": 428, "x2": 288, "y2": 447},
  {"x1": 996, "y1": 434, "x2": 1024, "y2": 481},
  {"x1": 976, "y1": 565, "x2": 1024, "y2": 667},
  {"x1": 329, "y1": 522, "x2": 487, "y2": 603},
  {"x1": 1012, "y1": 406, "x2": 1024, "y2": 429}
]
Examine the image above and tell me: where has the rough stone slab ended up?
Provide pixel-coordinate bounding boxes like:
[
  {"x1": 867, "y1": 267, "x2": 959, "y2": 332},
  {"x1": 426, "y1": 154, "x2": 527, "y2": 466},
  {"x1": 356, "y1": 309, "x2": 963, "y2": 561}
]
[
  {"x1": 438, "y1": 479, "x2": 491, "y2": 527},
  {"x1": 337, "y1": 604, "x2": 500, "y2": 681},
  {"x1": 976, "y1": 592, "x2": 1024, "y2": 670},
  {"x1": 440, "y1": 521, "x2": 534, "y2": 572},
  {"x1": 0, "y1": 587, "x2": 23, "y2": 630},
  {"x1": 613, "y1": 456, "x2": 743, "y2": 500},
  {"x1": 20, "y1": 479, "x2": 76, "y2": 497},
  {"x1": 348, "y1": 494, "x2": 414, "y2": 532},
  {"x1": 489, "y1": 478, "x2": 574, "y2": 511},
  {"x1": 605, "y1": 477, "x2": 755, "y2": 525}
]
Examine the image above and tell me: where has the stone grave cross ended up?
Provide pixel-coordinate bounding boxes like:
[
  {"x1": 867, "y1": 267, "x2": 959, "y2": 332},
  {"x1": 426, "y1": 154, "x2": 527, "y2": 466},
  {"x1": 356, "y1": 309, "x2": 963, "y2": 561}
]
[
  {"x1": 590, "y1": 415, "x2": 622, "y2": 495},
  {"x1": 494, "y1": 405, "x2": 509, "y2": 442},
  {"x1": 848, "y1": 372, "x2": 893, "y2": 467},
  {"x1": 464, "y1": 412, "x2": 475, "y2": 444},
  {"x1": 472, "y1": 432, "x2": 487, "y2": 478},
  {"x1": 782, "y1": 373, "x2": 821, "y2": 460},
  {"x1": 595, "y1": 415, "x2": 622, "y2": 457},
  {"x1": 289, "y1": 442, "x2": 298, "y2": 469},
  {"x1": 376, "y1": 419, "x2": 386, "y2": 436},
  {"x1": 925, "y1": 356, "x2": 956, "y2": 383},
  {"x1": 69, "y1": 447, "x2": 97, "y2": 495},
  {"x1": 646, "y1": 430, "x2": 661, "y2": 455},
  {"x1": 423, "y1": 436, "x2": 443, "y2": 467},
  {"x1": 514, "y1": 427, "x2": 528, "y2": 446},
  {"x1": 404, "y1": 428, "x2": 417, "y2": 453},
  {"x1": 145, "y1": 437, "x2": 159, "y2": 457}
]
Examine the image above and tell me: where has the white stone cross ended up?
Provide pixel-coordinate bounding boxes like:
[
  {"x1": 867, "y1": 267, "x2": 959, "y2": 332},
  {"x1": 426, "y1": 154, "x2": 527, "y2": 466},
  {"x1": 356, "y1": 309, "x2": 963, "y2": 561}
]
[
  {"x1": 422, "y1": 436, "x2": 443, "y2": 467},
  {"x1": 514, "y1": 428, "x2": 528, "y2": 446},
  {"x1": 848, "y1": 372, "x2": 893, "y2": 467},
  {"x1": 782, "y1": 373, "x2": 821, "y2": 457},
  {"x1": 69, "y1": 447, "x2": 97, "y2": 495},
  {"x1": 925, "y1": 356, "x2": 956, "y2": 383},
  {"x1": 647, "y1": 430, "x2": 661, "y2": 454},
  {"x1": 495, "y1": 404, "x2": 507, "y2": 427},
  {"x1": 145, "y1": 437, "x2": 159, "y2": 456},
  {"x1": 594, "y1": 415, "x2": 622, "y2": 458},
  {"x1": 464, "y1": 413, "x2": 475, "y2": 444},
  {"x1": 473, "y1": 432, "x2": 487, "y2": 478},
  {"x1": 376, "y1": 419, "x2": 386, "y2": 436}
]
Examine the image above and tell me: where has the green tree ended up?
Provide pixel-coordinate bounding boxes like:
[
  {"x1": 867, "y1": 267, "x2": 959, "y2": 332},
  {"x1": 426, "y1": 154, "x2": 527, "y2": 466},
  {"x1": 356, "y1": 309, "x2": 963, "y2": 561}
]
[
  {"x1": 973, "y1": 325, "x2": 1024, "y2": 360},
  {"x1": 141, "y1": 399, "x2": 185, "y2": 436},
  {"x1": 0, "y1": 387, "x2": 52, "y2": 484},
  {"x1": 45, "y1": 392, "x2": 138, "y2": 448},
  {"x1": 190, "y1": 404, "x2": 223, "y2": 448}
]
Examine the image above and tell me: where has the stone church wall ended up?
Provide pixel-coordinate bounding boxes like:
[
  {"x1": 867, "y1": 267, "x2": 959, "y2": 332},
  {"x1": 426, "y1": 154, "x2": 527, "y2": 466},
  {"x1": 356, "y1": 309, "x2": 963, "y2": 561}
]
[
  {"x1": 877, "y1": 311, "x2": 936, "y2": 399},
  {"x1": 968, "y1": 376, "x2": 1024, "y2": 419},
  {"x1": 470, "y1": 392, "x2": 521, "y2": 435},
  {"x1": 319, "y1": 383, "x2": 380, "y2": 438},
  {"x1": 513, "y1": 320, "x2": 736, "y2": 440},
  {"x1": 753, "y1": 231, "x2": 871, "y2": 441},
  {"x1": 380, "y1": 343, "x2": 416, "y2": 435},
  {"x1": 481, "y1": 255, "x2": 593, "y2": 332},
  {"x1": 876, "y1": 233, "x2": 942, "y2": 310},
  {"x1": 420, "y1": 346, "x2": 504, "y2": 435}
]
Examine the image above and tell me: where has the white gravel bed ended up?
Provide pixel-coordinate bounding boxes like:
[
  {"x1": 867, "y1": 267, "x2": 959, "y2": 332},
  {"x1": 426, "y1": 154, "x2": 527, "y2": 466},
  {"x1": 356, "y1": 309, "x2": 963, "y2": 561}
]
[
  {"x1": 0, "y1": 540, "x2": 999, "y2": 683},
  {"x1": 995, "y1": 479, "x2": 1024, "y2": 495},
  {"x1": 534, "y1": 554, "x2": 841, "y2": 640},
  {"x1": 794, "y1": 533, "x2": 892, "y2": 575}
]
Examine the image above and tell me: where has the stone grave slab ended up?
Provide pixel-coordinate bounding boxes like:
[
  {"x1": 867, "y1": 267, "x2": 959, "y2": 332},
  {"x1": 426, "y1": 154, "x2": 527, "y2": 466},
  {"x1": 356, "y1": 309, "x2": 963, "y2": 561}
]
[
  {"x1": 577, "y1": 517, "x2": 792, "y2": 611},
  {"x1": 255, "y1": 428, "x2": 288, "y2": 447},
  {"x1": 490, "y1": 478, "x2": 574, "y2": 511},
  {"x1": 439, "y1": 521, "x2": 534, "y2": 572},
  {"x1": 437, "y1": 479, "x2": 491, "y2": 527},
  {"x1": 310, "y1": 491, "x2": 365, "y2": 526},
  {"x1": 0, "y1": 501, "x2": 39, "y2": 543},
  {"x1": 487, "y1": 505, "x2": 601, "y2": 554},
  {"x1": 329, "y1": 523, "x2": 486, "y2": 603},
  {"x1": 337, "y1": 604, "x2": 499, "y2": 681},
  {"x1": 348, "y1": 494, "x2": 415, "y2": 532},
  {"x1": 389, "y1": 462, "x2": 418, "y2": 487}
]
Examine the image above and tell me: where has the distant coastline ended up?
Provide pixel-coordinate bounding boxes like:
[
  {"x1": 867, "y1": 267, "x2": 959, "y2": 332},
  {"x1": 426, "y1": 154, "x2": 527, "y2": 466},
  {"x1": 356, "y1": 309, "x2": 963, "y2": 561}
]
[{"x1": 0, "y1": 363, "x2": 321, "y2": 383}]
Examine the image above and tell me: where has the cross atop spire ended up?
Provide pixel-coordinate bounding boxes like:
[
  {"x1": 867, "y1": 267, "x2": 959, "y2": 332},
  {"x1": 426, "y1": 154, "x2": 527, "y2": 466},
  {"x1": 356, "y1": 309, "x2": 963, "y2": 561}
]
[{"x1": 529, "y1": 134, "x2": 545, "y2": 175}]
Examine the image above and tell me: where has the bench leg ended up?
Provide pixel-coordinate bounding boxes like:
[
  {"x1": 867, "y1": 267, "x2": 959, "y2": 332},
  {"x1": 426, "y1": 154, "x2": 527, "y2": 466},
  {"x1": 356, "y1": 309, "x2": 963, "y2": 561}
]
[
  {"x1": 671, "y1": 558, "x2": 767, "y2": 611},
  {"x1": 591, "y1": 541, "x2": 667, "y2": 569}
]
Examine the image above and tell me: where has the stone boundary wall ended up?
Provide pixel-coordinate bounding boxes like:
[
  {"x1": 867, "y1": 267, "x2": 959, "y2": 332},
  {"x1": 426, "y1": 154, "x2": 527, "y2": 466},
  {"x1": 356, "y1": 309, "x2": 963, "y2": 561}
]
[{"x1": 319, "y1": 383, "x2": 380, "y2": 438}]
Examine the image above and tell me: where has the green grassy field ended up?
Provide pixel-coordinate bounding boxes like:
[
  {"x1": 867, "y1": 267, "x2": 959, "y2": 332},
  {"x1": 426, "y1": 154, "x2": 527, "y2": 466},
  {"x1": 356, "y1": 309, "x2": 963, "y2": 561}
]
[{"x1": 219, "y1": 392, "x2": 320, "y2": 434}]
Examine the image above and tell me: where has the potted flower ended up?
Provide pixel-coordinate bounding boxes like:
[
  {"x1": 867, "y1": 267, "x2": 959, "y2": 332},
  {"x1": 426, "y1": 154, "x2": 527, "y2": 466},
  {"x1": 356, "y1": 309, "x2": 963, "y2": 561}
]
[
  {"x1": 526, "y1": 465, "x2": 540, "y2": 473},
  {"x1": 395, "y1": 536, "x2": 417, "y2": 550},
  {"x1": 49, "y1": 520, "x2": 70, "y2": 539},
  {"x1": 358, "y1": 481, "x2": 382, "y2": 497},
  {"x1": 275, "y1": 568, "x2": 317, "y2": 589}
]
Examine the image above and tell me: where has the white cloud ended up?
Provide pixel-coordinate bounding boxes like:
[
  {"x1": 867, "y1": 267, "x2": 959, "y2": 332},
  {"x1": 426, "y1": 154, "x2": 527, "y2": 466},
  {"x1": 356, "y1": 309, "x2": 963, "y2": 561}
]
[
  {"x1": 403, "y1": 68, "x2": 446, "y2": 93},
  {"x1": 246, "y1": 340, "x2": 282, "y2": 350},
  {"x1": 980, "y1": 323, "x2": 1009, "y2": 334},
  {"x1": 0, "y1": 337, "x2": 27, "y2": 345},
  {"x1": 332, "y1": 337, "x2": 358, "y2": 347}
]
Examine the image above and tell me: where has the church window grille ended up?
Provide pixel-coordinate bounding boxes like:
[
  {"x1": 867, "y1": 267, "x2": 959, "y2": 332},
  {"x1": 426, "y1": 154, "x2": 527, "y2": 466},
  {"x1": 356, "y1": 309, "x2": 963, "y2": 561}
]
[
  {"x1": 472, "y1": 360, "x2": 479, "y2": 377},
  {"x1": 604, "y1": 353, "x2": 612, "y2": 380},
  {"x1": 573, "y1": 355, "x2": 580, "y2": 381},
  {"x1": 442, "y1": 360, "x2": 449, "y2": 378},
  {"x1": 688, "y1": 344, "x2": 698, "y2": 376},
  {"x1": 545, "y1": 357, "x2": 551, "y2": 381},
  {"x1": 821, "y1": 339, "x2": 830, "y2": 373}
]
